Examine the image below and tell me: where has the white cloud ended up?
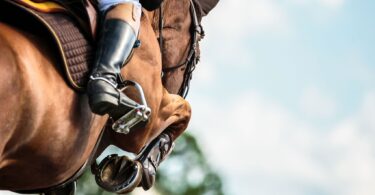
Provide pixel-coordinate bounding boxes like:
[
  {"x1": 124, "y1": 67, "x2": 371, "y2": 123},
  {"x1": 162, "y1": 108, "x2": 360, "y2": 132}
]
[
  {"x1": 319, "y1": 0, "x2": 345, "y2": 9},
  {"x1": 201, "y1": 0, "x2": 346, "y2": 48},
  {"x1": 203, "y1": 0, "x2": 291, "y2": 39},
  {"x1": 189, "y1": 0, "x2": 368, "y2": 194},
  {"x1": 360, "y1": 91, "x2": 375, "y2": 131},
  {"x1": 288, "y1": 0, "x2": 345, "y2": 9},
  {"x1": 198, "y1": 0, "x2": 291, "y2": 77},
  {"x1": 190, "y1": 92, "x2": 327, "y2": 194},
  {"x1": 326, "y1": 92, "x2": 375, "y2": 195},
  {"x1": 189, "y1": 90, "x2": 375, "y2": 195},
  {"x1": 344, "y1": 50, "x2": 375, "y2": 85},
  {"x1": 192, "y1": 60, "x2": 217, "y2": 87},
  {"x1": 299, "y1": 86, "x2": 338, "y2": 119}
]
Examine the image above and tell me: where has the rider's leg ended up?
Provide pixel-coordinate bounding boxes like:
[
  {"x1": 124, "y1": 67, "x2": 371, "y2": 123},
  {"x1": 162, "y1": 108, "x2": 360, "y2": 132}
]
[{"x1": 87, "y1": 0, "x2": 141, "y2": 115}]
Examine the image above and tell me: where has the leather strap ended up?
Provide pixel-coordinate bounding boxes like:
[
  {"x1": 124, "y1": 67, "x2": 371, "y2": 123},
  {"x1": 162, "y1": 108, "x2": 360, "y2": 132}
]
[{"x1": 159, "y1": 0, "x2": 204, "y2": 98}]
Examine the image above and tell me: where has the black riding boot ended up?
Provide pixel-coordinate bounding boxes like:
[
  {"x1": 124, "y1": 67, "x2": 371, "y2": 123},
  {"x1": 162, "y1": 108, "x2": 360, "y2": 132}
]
[{"x1": 87, "y1": 19, "x2": 137, "y2": 116}]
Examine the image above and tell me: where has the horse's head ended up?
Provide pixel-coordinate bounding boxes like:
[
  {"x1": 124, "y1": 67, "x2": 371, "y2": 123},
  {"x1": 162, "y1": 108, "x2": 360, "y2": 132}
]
[{"x1": 156, "y1": 0, "x2": 219, "y2": 96}]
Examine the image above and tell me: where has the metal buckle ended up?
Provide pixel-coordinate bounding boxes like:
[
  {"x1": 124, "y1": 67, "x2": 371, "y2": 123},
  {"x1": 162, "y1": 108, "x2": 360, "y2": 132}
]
[{"x1": 112, "y1": 80, "x2": 151, "y2": 134}]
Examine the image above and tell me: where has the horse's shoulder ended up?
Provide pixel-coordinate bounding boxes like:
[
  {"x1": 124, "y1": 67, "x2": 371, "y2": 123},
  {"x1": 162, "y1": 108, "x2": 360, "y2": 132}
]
[
  {"x1": 0, "y1": 23, "x2": 20, "y2": 45},
  {"x1": 0, "y1": 23, "x2": 34, "y2": 65}
]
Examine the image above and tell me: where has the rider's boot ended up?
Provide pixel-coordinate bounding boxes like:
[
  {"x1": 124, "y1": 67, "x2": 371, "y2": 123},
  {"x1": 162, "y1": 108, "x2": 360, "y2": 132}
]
[
  {"x1": 136, "y1": 133, "x2": 174, "y2": 190},
  {"x1": 87, "y1": 3, "x2": 141, "y2": 116}
]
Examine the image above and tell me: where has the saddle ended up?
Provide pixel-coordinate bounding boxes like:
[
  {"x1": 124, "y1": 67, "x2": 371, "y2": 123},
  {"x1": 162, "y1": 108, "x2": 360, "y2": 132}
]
[{"x1": 0, "y1": 0, "x2": 97, "y2": 91}]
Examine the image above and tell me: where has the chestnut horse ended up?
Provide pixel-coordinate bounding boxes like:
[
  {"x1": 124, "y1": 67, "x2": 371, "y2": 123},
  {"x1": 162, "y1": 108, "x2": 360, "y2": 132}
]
[{"x1": 0, "y1": 0, "x2": 193, "y2": 193}]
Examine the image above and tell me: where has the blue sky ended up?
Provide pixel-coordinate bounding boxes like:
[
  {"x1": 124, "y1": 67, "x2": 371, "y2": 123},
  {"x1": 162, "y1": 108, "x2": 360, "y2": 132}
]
[{"x1": 186, "y1": 0, "x2": 375, "y2": 194}]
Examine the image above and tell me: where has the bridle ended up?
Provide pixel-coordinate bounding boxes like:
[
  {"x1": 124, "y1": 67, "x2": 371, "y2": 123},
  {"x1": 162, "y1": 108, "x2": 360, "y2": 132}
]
[{"x1": 157, "y1": 0, "x2": 205, "y2": 98}]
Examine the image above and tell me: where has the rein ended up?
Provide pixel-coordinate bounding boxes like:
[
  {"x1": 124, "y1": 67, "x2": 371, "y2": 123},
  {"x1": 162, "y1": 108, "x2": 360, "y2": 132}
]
[{"x1": 158, "y1": 0, "x2": 205, "y2": 98}]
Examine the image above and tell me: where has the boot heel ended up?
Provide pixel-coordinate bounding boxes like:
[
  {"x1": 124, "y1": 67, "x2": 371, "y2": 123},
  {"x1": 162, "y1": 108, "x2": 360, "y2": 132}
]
[{"x1": 89, "y1": 94, "x2": 118, "y2": 115}]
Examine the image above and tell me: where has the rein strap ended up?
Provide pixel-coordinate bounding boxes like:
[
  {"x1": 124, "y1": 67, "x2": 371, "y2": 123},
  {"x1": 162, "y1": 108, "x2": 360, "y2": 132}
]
[{"x1": 159, "y1": 0, "x2": 205, "y2": 98}]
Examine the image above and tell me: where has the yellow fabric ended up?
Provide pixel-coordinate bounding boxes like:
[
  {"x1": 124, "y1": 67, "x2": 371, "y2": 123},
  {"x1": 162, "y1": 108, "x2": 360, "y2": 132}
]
[{"x1": 19, "y1": 0, "x2": 65, "y2": 12}]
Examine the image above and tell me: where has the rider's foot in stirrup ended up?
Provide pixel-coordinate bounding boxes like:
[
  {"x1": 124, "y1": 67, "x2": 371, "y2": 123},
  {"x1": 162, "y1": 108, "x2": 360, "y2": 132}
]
[
  {"x1": 87, "y1": 75, "x2": 121, "y2": 116},
  {"x1": 88, "y1": 74, "x2": 141, "y2": 119},
  {"x1": 87, "y1": 17, "x2": 139, "y2": 117}
]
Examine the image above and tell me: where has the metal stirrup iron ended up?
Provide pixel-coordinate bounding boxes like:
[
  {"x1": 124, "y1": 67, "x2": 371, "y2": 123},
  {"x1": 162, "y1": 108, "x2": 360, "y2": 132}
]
[{"x1": 112, "y1": 80, "x2": 151, "y2": 134}]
